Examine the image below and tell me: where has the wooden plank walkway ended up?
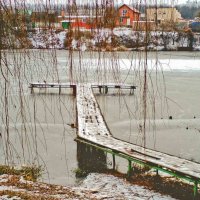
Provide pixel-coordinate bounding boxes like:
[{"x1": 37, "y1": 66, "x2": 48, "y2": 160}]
[
  {"x1": 30, "y1": 82, "x2": 200, "y2": 196},
  {"x1": 76, "y1": 83, "x2": 200, "y2": 197}
]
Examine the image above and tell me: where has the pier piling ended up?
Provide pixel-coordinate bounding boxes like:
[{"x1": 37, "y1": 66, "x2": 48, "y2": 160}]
[
  {"x1": 112, "y1": 154, "x2": 116, "y2": 170},
  {"x1": 127, "y1": 160, "x2": 132, "y2": 178}
]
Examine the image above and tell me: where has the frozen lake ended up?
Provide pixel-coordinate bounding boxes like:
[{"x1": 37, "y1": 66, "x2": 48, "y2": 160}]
[{"x1": 0, "y1": 50, "x2": 200, "y2": 186}]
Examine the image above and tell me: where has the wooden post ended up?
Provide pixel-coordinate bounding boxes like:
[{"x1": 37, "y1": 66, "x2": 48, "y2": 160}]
[
  {"x1": 194, "y1": 181, "x2": 198, "y2": 199},
  {"x1": 105, "y1": 86, "x2": 108, "y2": 94},
  {"x1": 112, "y1": 154, "x2": 115, "y2": 170},
  {"x1": 31, "y1": 85, "x2": 34, "y2": 94},
  {"x1": 99, "y1": 86, "x2": 102, "y2": 94},
  {"x1": 72, "y1": 85, "x2": 76, "y2": 96},
  {"x1": 130, "y1": 86, "x2": 134, "y2": 95},
  {"x1": 59, "y1": 85, "x2": 61, "y2": 95},
  {"x1": 127, "y1": 160, "x2": 132, "y2": 178},
  {"x1": 156, "y1": 169, "x2": 159, "y2": 176},
  {"x1": 44, "y1": 82, "x2": 47, "y2": 93}
]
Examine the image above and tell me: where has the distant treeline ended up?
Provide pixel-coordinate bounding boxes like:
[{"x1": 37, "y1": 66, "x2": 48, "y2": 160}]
[
  {"x1": 11, "y1": 3, "x2": 200, "y2": 20},
  {"x1": 176, "y1": 5, "x2": 200, "y2": 19}
]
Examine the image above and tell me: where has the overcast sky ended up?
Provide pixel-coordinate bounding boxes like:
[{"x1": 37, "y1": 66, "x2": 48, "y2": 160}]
[
  {"x1": 82, "y1": 0, "x2": 188, "y2": 4},
  {"x1": 26, "y1": 0, "x2": 189, "y2": 5},
  {"x1": 112, "y1": 0, "x2": 186, "y2": 4},
  {"x1": 3, "y1": 0, "x2": 195, "y2": 6},
  {"x1": 55, "y1": 0, "x2": 188, "y2": 5}
]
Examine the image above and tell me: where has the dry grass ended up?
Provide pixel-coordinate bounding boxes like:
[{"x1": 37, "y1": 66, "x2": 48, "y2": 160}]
[
  {"x1": 0, "y1": 174, "x2": 87, "y2": 200},
  {"x1": 0, "y1": 165, "x2": 42, "y2": 182},
  {"x1": 105, "y1": 167, "x2": 199, "y2": 200}
]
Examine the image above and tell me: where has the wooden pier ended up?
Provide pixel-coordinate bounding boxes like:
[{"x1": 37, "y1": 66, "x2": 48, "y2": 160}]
[
  {"x1": 29, "y1": 82, "x2": 136, "y2": 95},
  {"x1": 75, "y1": 83, "x2": 200, "y2": 198},
  {"x1": 29, "y1": 82, "x2": 77, "y2": 95},
  {"x1": 30, "y1": 82, "x2": 200, "y2": 198}
]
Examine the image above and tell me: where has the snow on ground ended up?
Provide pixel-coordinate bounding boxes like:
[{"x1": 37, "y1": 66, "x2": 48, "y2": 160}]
[
  {"x1": 113, "y1": 27, "x2": 133, "y2": 36},
  {"x1": 0, "y1": 195, "x2": 21, "y2": 200},
  {"x1": 0, "y1": 175, "x2": 9, "y2": 183},
  {"x1": 75, "y1": 173, "x2": 177, "y2": 200},
  {"x1": 0, "y1": 173, "x2": 177, "y2": 200},
  {"x1": 0, "y1": 185, "x2": 25, "y2": 192},
  {"x1": 29, "y1": 30, "x2": 66, "y2": 49},
  {"x1": 28, "y1": 28, "x2": 200, "y2": 51},
  {"x1": 194, "y1": 45, "x2": 200, "y2": 50},
  {"x1": 0, "y1": 174, "x2": 80, "y2": 199}
]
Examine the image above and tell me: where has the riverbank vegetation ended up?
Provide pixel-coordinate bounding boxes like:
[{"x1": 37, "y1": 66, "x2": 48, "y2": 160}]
[
  {"x1": 0, "y1": 164, "x2": 199, "y2": 200},
  {"x1": 0, "y1": 165, "x2": 43, "y2": 182},
  {"x1": 1, "y1": 27, "x2": 200, "y2": 51}
]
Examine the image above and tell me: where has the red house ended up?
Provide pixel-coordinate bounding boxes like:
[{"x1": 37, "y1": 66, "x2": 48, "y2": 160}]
[{"x1": 117, "y1": 4, "x2": 140, "y2": 27}]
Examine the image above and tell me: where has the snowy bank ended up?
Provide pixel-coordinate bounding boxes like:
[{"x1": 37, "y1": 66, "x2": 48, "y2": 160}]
[
  {"x1": 27, "y1": 28, "x2": 200, "y2": 52},
  {"x1": 0, "y1": 173, "x2": 177, "y2": 200},
  {"x1": 76, "y1": 173, "x2": 176, "y2": 200}
]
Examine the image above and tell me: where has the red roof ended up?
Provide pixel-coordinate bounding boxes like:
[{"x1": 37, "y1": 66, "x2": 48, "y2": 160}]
[{"x1": 118, "y1": 4, "x2": 140, "y2": 13}]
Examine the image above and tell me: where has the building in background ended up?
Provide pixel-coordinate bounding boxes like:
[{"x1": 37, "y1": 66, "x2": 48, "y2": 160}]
[
  {"x1": 146, "y1": 7, "x2": 182, "y2": 25},
  {"x1": 117, "y1": 4, "x2": 140, "y2": 27},
  {"x1": 58, "y1": 15, "x2": 102, "y2": 30},
  {"x1": 189, "y1": 18, "x2": 200, "y2": 32}
]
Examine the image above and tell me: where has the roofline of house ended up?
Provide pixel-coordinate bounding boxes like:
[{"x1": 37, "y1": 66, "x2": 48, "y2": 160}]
[
  {"x1": 146, "y1": 7, "x2": 177, "y2": 9},
  {"x1": 118, "y1": 4, "x2": 140, "y2": 14}
]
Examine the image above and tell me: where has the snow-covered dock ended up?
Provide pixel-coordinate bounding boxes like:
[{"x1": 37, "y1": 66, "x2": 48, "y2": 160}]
[
  {"x1": 76, "y1": 83, "x2": 200, "y2": 198},
  {"x1": 29, "y1": 82, "x2": 77, "y2": 95},
  {"x1": 29, "y1": 82, "x2": 200, "y2": 197}
]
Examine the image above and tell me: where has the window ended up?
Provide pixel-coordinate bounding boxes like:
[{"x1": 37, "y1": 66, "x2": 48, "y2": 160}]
[
  {"x1": 120, "y1": 18, "x2": 123, "y2": 23},
  {"x1": 122, "y1": 9, "x2": 127, "y2": 16}
]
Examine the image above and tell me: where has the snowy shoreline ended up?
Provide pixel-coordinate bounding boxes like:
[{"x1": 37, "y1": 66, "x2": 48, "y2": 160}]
[
  {"x1": 4, "y1": 28, "x2": 200, "y2": 51},
  {"x1": 0, "y1": 172, "x2": 178, "y2": 200}
]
